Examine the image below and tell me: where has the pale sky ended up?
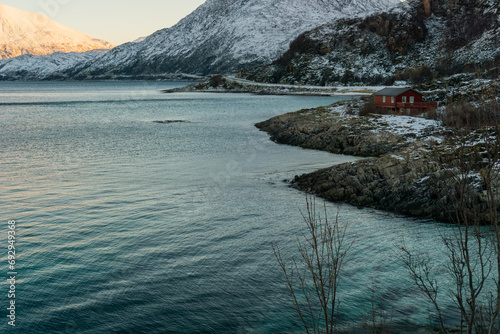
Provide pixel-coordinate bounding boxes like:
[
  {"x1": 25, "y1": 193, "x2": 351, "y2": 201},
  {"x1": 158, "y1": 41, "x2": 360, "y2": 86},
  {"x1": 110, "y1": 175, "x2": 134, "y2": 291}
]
[{"x1": 2, "y1": 0, "x2": 206, "y2": 45}]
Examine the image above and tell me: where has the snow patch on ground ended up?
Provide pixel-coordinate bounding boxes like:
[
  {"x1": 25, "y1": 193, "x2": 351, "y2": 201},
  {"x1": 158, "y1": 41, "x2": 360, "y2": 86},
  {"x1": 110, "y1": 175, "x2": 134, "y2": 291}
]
[{"x1": 372, "y1": 114, "x2": 443, "y2": 141}]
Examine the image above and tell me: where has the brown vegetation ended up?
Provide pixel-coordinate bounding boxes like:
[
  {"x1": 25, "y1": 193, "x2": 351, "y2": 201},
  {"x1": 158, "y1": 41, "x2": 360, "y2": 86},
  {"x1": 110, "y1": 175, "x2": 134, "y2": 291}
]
[
  {"x1": 358, "y1": 101, "x2": 380, "y2": 116},
  {"x1": 209, "y1": 74, "x2": 225, "y2": 88},
  {"x1": 395, "y1": 64, "x2": 435, "y2": 84}
]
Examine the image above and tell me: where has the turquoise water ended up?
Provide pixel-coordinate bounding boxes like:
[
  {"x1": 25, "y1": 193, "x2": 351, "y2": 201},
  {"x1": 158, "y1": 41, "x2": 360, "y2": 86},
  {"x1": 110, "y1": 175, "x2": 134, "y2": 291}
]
[{"x1": 0, "y1": 81, "x2": 465, "y2": 333}]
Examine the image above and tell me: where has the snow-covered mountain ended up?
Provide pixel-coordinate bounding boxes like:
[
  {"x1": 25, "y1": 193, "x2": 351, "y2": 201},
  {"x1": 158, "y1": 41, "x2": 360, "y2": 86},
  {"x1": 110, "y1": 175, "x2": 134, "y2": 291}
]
[
  {"x1": 0, "y1": 3, "x2": 114, "y2": 60},
  {"x1": 75, "y1": 0, "x2": 401, "y2": 78},
  {"x1": 0, "y1": 0, "x2": 400, "y2": 80},
  {"x1": 240, "y1": 0, "x2": 500, "y2": 85},
  {"x1": 0, "y1": 51, "x2": 109, "y2": 80}
]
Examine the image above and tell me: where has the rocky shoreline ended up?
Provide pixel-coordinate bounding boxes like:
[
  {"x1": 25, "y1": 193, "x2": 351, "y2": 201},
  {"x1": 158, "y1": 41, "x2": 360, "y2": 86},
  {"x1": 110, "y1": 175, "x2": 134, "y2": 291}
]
[
  {"x1": 163, "y1": 75, "x2": 379, "y2": 96},
  {"x1": 257, "y1": 99, "x2": 498, "y2": 224},
  {"x1": 291, "y1": 143, "x2": 450, "y2": 221},
  {"x1": 255, "y1": 99, "x2": 429, "y2": 157}
]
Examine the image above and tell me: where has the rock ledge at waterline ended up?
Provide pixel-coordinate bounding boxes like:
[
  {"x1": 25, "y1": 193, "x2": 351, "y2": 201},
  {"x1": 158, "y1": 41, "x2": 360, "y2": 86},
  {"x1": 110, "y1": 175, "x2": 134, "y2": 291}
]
[{"x1": 256, "y1": 99, "x2": 498, "y2": 223}]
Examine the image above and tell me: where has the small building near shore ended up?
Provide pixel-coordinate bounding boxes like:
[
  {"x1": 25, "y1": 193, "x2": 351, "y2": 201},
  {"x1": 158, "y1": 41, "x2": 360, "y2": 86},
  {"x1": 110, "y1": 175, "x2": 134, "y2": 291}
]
[{"x1": 373, "y1": 87, "x2": 437, "y2": 115}]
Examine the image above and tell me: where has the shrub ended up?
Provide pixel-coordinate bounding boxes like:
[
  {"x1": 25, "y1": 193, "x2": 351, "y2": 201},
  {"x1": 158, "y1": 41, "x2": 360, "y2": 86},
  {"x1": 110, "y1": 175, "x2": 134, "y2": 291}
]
[
  {"x1": 397, "y1": 64, "x2": 435, "y2": 84},
  {"x1": 443, "y1": 100, "x2": 480, "y2": 128},
  {"x1": 209, "y1": 75, "x2": 225, "y2": 88},
  {"x1": 359, "y1": 101, "x2": 379, "y2": 116},
  {"x1": 424, "y1": 108, "x2": 440, "y2": 121},
  {"x1": 442, "y1": 99, "x2": 500, "y2": 129}
]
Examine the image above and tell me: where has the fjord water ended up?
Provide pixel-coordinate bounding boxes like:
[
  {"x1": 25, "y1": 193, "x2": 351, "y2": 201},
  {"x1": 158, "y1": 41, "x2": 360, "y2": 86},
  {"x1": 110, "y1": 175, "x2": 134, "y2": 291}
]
[{"x1": 0, "y1": 82, "x2": 457, "y2": 333}]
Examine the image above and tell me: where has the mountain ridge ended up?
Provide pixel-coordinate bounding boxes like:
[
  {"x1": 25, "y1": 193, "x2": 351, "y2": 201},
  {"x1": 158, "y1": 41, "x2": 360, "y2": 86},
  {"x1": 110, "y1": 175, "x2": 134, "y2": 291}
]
[
  {"x1": 0, "y1": 0, "x2": 400, "y2": 80},
  {"x1": 76, "y1": 0, "x2": 401, "y2": 78},
  {"x1": 0, "y1": 3, "x2": 114, "y2": 60}
]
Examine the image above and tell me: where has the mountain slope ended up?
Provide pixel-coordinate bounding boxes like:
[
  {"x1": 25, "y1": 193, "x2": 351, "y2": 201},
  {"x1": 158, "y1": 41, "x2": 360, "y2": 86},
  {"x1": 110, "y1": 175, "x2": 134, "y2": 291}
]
[
  {"x1": 0, "y1": 51, "x2": 109, "y2": 80},
  {"x1": 240, "y1": 0, "x2": 500, "y2": 85},
  {"x1": 0, "y1": 3, "x2": 114, "y2": 60},
  {"x1": 75, "y1": 0, "x2": 401, "y2": 79}
]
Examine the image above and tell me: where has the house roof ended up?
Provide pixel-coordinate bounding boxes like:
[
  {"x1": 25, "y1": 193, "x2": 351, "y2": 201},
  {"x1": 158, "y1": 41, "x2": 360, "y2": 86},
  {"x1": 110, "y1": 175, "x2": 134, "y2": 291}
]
[{"x1": 373, "y1": 87, "x2": 421, "y2": 96}]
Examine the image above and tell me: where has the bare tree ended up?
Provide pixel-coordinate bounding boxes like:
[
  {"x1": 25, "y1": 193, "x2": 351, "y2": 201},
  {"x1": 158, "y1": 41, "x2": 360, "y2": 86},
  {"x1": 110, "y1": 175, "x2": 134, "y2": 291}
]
[
  {"x1": 401, "y1": 88, "x2": 500, "y2": 333},
  {"x1": 480, "y1": 96, "x2": 500, "y2": 333},
  {"x1": 274, "y1": 196, "x2": 352, "y2": 333},
  {"x1": 399, "y1": 247, "x2": 447, "y2": 331}
]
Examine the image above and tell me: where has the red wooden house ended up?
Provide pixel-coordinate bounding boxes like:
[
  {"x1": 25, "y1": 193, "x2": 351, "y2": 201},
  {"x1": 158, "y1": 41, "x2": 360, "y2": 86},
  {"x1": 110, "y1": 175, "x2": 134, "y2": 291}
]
[{"x1": 373, "y1": 87, "x2": 437, "y2": 115}]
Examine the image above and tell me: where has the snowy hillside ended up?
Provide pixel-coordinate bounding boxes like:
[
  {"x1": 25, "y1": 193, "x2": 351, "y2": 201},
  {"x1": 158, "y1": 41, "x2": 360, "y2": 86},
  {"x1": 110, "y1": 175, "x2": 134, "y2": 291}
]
[
  {"x1": 0, "y1": 3, "x2": 114, "y2": 60},
  {"x1": 241, "y1": 0, "x2": 500, "y2": 85},
  {"x1": 76, "y1": 0, "x2": 401, "y2": 78},
  {"x1": 0, "y1": 0, "x2": 400, "y2": 80},
  {"x1": 0, "y1": 51, "x2": 109, "y2": 80}
]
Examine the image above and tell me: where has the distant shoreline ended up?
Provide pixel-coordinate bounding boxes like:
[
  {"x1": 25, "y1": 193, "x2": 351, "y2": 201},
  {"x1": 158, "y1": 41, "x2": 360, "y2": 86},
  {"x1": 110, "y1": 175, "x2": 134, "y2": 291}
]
[{"x1": 163, "y1": 75, "x2": 387, "y2": 97}]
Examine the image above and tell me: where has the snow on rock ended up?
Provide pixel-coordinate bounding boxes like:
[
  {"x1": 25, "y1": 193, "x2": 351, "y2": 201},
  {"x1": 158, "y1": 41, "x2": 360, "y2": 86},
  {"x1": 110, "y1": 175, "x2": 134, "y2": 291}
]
[
  {"x1": 0, "y1": 3, "x2": 114, "y2": 60},
  {"x1": 81, "y1": 0, "x2": 400, "y2": 76},
  {"x1": 0, "y1": 0, "x2": 401, "y2": 80},
  {"x1": 167, "y1": 75, "x2": 386, "y2": 95},
  {"x1": 0, "y1": 51, "x2": 108, "y2": 80},
  {"x1": 371, "y1": 114, "x2": 442, "y2": 141},
  {"x1": 241, "y1": 0, "x2": 500, "y2": 86}
]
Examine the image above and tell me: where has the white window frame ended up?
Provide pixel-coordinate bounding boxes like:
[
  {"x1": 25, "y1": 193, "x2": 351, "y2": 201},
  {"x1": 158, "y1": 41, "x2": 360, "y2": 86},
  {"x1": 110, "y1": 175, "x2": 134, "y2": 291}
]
[
  {"x1": 410, "y1": 96, "x2": 414, "y2": 103},
  {"x1": 383, "y1": 96, "x2": 386, "y2": 103},
  {"x1": 402, "y1": 96, "x2": 407, "y2": 103},
  {"x1": 391, "y1": 96, "x2": 394, "y2": 103}
]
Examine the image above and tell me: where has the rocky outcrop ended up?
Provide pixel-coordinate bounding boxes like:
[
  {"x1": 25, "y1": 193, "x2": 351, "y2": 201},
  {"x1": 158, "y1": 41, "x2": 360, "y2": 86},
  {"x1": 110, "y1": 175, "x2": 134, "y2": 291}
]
[
  {"x1": 257, "y1": 99, "x2": 500, "y2": 223},
  {"x1": 256, "y1": 100, "x2": 440, "y2": 156},
  {"x1": 418, "y1": 70, "x2": 500, "y2": 104},
  {"x1": 291, "y1": 144, "x2": 451, "y2": 221},
  {"x1": 153, "y1": 120, "x2": 191, "y2": 124},
  {"x1": 240, "y1": 0, "x2": 500, "y2": 86},
  {"x1": 291, "y1": 136, "x2": 500, "y2": 223}
]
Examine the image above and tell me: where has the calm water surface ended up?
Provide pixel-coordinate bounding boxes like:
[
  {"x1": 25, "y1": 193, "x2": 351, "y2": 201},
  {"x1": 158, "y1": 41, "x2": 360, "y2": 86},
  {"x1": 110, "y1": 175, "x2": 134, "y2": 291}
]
[{"x1": 0, "y1": 82, "x2": 461, "y2": 333}]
